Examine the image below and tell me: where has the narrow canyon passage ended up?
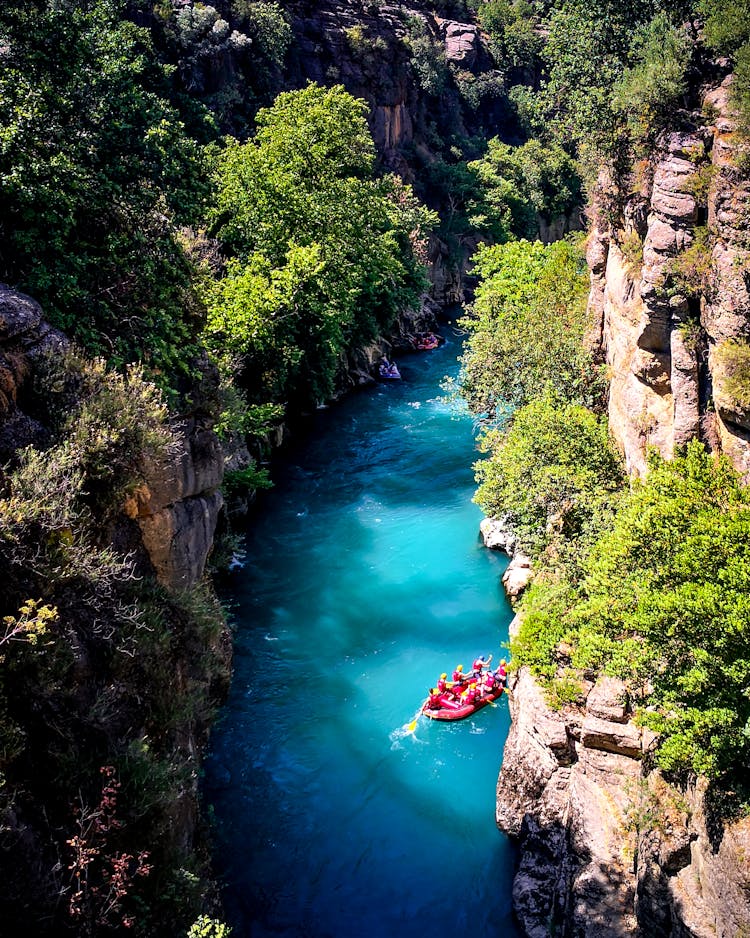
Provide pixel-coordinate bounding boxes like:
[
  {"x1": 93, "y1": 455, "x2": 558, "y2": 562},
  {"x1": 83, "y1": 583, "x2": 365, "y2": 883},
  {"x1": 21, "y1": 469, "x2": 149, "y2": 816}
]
[{"x1": 204, "y1": 334, "x2": 520, "y2": 937}]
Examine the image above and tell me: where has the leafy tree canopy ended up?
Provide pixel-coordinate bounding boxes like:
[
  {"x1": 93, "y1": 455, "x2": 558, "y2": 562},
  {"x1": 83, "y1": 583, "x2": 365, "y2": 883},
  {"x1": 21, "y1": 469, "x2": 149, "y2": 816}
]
[
  {"x1": 467, "y1": 137, "x2": 581, "y2": 240},
  {"x1": 514, "y1": 442, "x2": 750, "y2": 781},
  {"x1": 459, "y1": 236, "x2": 603, "y2": 419},
  {"x1": 474, "y1": 390, "x2": 625, "y2": 566},
  {"x1": 205, "y1": 84, "x2": 436, "y2": 408},
  {"x1": 0, "y1": 0, "x2": 210, "y2": 379}
]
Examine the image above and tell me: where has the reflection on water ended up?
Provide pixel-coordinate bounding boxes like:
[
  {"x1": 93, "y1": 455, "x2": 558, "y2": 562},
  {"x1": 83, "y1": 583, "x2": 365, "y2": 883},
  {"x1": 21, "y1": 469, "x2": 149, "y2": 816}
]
[{"x1": 204, "y1": 336, "x2": 520, "y2": 937}]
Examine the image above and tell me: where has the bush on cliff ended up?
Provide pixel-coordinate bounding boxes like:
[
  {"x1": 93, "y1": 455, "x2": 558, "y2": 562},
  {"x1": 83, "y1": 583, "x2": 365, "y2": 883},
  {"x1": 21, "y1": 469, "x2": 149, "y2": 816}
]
[
  {"x1": 0, "y1": 0, "x2": 210, "y2": 381},
  {"x1": 0, "y1": 353, "x2": 226, "y2": 933},
  {"x1": 473, "y1": 391, "x2": 625, "y2": 568},
  {"x1": 459, "y1": 236, "x2": 604, "y2": 419},
  {"x1": 514, "y1": 442, "x2": 750, "y2": 782},
  {"x1": 466, "y1": 138, "x2": 582, "y2": 241}
]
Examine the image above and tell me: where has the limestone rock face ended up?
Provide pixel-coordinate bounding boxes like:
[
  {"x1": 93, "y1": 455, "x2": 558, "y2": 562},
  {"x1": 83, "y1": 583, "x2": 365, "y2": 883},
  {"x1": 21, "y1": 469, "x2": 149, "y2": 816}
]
[
  {"x1": 133, "y1": 418, "x2": 224, "y2": 591},
  {"x1": 480, "y1": 516, "x2": 517, "y2": 553},
  {"x1": 588, "y1": 77, "x2": 750, "y2": 478},
  {"x1": 497, "y1": 669, "x2": 640, "y2": 938},
  {"x1": 497, "y1": 663, "x2": 750, "y2": 937},
  {"x1": 501, "y1": 552, "x2": 533, "y2": 599},
  {"x1": 479, "y1": 515, "x2": 533, "y2": 600}
]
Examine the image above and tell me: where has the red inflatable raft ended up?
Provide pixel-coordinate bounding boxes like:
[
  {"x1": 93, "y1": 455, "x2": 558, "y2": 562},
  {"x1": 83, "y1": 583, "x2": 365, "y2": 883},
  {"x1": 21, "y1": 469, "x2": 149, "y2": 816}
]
[{"x1": 421, "y1": 684, "x2": 505, "y2": 721}]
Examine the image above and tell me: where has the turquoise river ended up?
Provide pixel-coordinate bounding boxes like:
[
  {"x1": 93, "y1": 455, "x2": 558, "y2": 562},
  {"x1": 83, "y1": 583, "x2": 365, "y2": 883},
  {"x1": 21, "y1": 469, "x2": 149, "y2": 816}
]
[{"x1": 204, "y1": 334, "x2": 520, "y2": 937}]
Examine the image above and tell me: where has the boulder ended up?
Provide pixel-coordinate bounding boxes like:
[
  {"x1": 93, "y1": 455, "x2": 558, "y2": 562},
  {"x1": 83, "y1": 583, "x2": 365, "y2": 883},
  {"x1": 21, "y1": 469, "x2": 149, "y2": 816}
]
[
  {"x1": 586, "y1": 676, "x2": 629, "y2": 724},
  {"x1": 441, "y1": 21, "x2": 479, "y2": 67},
  {"x1": 502, "y1": 552, "x2": 533, "y2": 599},
  {"x1": 580, "y1": 715, "x2": 642, "y2": 759},
  {"x1": 479, "y1": 516, "x2": 516, "y2": 554}
]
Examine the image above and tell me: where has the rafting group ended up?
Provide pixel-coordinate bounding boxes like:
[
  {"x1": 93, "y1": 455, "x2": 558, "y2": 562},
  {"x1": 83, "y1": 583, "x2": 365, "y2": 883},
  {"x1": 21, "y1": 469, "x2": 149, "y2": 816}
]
[
  {"x1": 410, "y1": 331, "x2": 440, "y2": 351},
  {"x1": 422, "y1": 655, "x2": 508, "y2": 721},
  {"x1": 378, "y1": 357, "x2": 402, "y2": 380}
]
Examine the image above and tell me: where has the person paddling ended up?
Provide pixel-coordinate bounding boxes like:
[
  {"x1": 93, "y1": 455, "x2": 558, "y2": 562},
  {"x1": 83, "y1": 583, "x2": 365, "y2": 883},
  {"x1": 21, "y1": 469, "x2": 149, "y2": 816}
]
[
  {"x1": 451, "y1": 664, "x2": 467, "y2": 687},
  {"x1": 427, "y1": 687, "x2": 443, "y2": 710},
  {"x1": 471, "y1": 654, "x2": 492, "y2": 679}
]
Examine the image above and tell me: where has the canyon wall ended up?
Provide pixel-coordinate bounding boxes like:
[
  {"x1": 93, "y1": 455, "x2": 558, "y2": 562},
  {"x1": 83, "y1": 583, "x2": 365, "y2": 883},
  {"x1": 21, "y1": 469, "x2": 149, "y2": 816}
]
[
  {"x1": 587, "y1": 74, "x2": 750, "y2": 479},
  {"x1": 0, "y1": 284, "x2": 230, "y2": 933},
  {"x1": 496, "y1": 74, "x2": 750, "y2": 937},
  {"x1": 498, "y1": 636, "x2": 750, "y2": 938}
]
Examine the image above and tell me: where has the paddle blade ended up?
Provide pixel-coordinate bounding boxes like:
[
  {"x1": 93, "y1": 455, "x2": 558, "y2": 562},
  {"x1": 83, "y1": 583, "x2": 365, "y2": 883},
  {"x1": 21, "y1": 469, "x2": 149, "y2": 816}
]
[{"x1": 406, "y1": 717, "x2": 418, "y2": 733}]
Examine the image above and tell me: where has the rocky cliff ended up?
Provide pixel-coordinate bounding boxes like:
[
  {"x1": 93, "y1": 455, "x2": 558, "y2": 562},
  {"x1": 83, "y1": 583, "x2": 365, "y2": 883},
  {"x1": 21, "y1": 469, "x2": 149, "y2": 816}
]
[
  {"x1": 493, "y1": 79, "x2": 750, "y2": 926},
  {"x1": 587, "y1": 73, "x2": 750, "y2": 479},
  {"x1": 498, "y1": 631, "x2": 750, "y2": 938},
  {"x1": 0, "y1": 285, "x2": 230, "y2": 934}
]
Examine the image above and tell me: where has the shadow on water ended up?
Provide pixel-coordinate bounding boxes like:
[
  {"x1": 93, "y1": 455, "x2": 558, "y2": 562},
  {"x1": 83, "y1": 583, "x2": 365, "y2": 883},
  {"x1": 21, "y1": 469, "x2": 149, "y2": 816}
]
[{"x1": 204, "y1": 338, "x2": 520, "y2": 937}]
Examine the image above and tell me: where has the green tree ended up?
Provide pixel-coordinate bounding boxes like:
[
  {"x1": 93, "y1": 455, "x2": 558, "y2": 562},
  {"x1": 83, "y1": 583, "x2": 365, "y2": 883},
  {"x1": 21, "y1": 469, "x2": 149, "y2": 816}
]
[
  {"x1": 0, "y1": 0, "x2": 209, "y2": 378},
  {"x1": 473, "y1": 390, "x2": 624, "y2": 564},
  {"x1": 477, "y1": 0, "x2": 544, "y2": 74},
  {"x1": 459, "y1": 237, "x2": 602, "y2": 419},
  {"x1": 515, "y1": 442, "x2": 750, "y2": 781},
  {"x1": 206, "y1": 84, "x2": 436, "y2": 408},
  {"x1": 467, "y1": 137, "x2": 581, "y2": 240},
  {"x1": 697, "y1": 0, "x2": 750, "y2": 54},
  {"x1": 612, "y1": 13, "x2": 692, "y2": 142}
]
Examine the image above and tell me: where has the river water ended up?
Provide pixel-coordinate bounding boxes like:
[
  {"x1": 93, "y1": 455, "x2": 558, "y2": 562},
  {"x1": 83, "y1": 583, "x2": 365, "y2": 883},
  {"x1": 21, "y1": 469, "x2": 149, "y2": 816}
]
[{"x1": 204, "y1": 334, "x2": 519, "y2": 937}]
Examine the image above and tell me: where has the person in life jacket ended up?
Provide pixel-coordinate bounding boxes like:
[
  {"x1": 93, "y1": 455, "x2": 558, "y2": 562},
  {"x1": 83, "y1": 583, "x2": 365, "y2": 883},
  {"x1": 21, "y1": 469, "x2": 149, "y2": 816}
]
[
  {"x1": 462, "y1": 682, "x2": 479, "y2": 706},
  {"x1": 427, "y1": 688, "x2": 443, "y2": 710},
  {"x1": 472, "y1": 654, "x2": 493, "y2": 677},
  {"x1": 452, "y1": 664, "x2": 466, "y2": 685},
  {"x1": 495, "y1": 659, "x2": 508, "y2": 684},
  {"x1": 483, "y1": 669, "x2": 497, "y2": 692}
]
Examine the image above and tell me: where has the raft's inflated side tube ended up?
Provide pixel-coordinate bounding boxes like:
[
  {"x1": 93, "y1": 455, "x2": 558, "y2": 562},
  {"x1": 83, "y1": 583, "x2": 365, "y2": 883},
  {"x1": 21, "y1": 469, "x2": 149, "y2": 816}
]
[{"x1": 421, "y1": 686, "x2": 504, "y2": 721}]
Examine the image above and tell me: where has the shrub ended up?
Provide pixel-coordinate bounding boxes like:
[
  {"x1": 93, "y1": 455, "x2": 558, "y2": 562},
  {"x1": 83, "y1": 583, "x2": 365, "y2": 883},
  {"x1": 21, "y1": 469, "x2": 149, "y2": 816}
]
[
  {"x1": 473, "y1": 390, "x2": 625, "y2": 564},
  {"x1": 405, "y1": 17, "x2": 450, "y2": 96},
  {"x1": 518, "y1": 442, "x2": 750, "y2": 782},
  {"x1": 666, "y1": 226, "x2": 713, "y2": 298},
  {"x1": 546, "y1": 670, "x2": 587, "y2": 711},
  {"x1": 618, "y1": 229, "x2": 644, "y2": 272},
  {"x1": 459, "y1": 237, "x2": 604, "y2": 419},
  {"x1": 715, "y1": 339, "x2": 750, "y2": 410},
  {"x1": 478, "y1": 0, "x2": 544, "y2": 74},
  {"x1": 188, "y1": 917, "x2": 232, "y2": 938},
  {"x1": 231, "y1": 1, "x2": 291, "y2": 69},
  {"x1": 612, "y1": 14, "x2": 692, "y2": 142}
]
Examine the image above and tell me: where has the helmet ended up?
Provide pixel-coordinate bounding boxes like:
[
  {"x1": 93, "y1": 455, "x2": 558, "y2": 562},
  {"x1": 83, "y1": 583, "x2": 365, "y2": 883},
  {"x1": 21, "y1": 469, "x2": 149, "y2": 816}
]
[
  {"x1": 441, "y1": 673, "x2": 447, "y2": 680},
  {"x1": 457, "y1": 665, "x2": 463, "y2": 671},
  {"x1": 500, "y1": 659, "x2": 507, "y2": 666}
]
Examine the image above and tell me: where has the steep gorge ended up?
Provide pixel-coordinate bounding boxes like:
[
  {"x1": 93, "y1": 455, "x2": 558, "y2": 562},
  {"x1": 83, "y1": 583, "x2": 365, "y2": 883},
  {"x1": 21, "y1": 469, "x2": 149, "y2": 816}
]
[{"x1": 493, "y1": 66, "x2": 750, "y2": 938}]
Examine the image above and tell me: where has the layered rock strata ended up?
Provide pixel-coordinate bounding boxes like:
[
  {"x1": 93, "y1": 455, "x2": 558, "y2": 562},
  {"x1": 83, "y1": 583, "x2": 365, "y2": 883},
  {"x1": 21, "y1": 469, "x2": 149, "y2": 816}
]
[
  {"x1": 499, "y1": 653, "x2": 750, "y2": 938},
  {"x1": 588, "y1": 75, "x2": 750, "y2": 479}
]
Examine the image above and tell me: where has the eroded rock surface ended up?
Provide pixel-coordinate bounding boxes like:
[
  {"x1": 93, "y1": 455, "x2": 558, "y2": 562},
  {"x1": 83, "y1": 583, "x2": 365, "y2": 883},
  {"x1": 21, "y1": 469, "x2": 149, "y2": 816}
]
[
  {"x1": 497, "y1": 662, "x2": 750, "y2": 937},
  {"x1": 588, "y1": 76, "x2": 750, "y2": 479}
]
